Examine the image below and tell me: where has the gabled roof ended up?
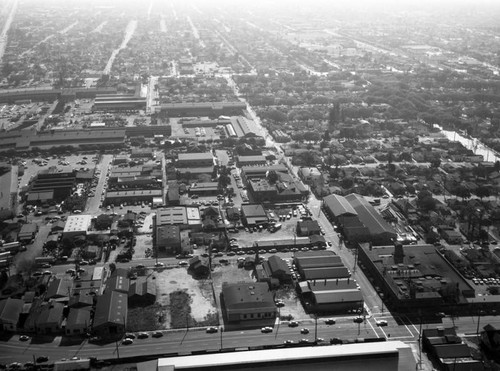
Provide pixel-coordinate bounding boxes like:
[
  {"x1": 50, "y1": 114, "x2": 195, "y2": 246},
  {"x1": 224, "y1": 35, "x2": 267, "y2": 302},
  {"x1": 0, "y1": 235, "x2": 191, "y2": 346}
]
[
  {"x1": 37, "y1": 302, "x2": 64, "y2": 325},
  {"x1": 66, "y1": 307, "x2": 91, "y2": 328},
  {"x1": 323, "y1": 194, "x2": 358, "y2": 217},
  {"x1": 264, "y1": 255, "x2": 291, "y2": 277},
  {"x1": 345, "y1": 193, "x2": 397, "y2": 237},
  {"x1": 128, "y1": 277, "x2": 156, "y2": 297},
  {"x1": 68, "y1": 294, "x2": 93, "y2": 308},
  {"x1": 46, "y1": 278, "x2": 73, "y2": 299},
  {"x1": 0, "y1": 298, "x2": 23, "y2": 324},
  {"x1": 106, "y1": 275, "x2": 129, "y2": 293},
  {"x1": 93, "y1": 291, "x2": 127, "y2": 327}
]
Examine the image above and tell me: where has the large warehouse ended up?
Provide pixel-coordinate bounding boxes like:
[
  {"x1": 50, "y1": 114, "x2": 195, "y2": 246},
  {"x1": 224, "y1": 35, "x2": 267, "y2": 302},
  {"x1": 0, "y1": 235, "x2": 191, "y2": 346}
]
[
  {"x1": 357, "y1": 243, "x2": 477, "y2": 312},
  {"x1": 323, "y1": 193, "x2": 397, "y2": 245}
]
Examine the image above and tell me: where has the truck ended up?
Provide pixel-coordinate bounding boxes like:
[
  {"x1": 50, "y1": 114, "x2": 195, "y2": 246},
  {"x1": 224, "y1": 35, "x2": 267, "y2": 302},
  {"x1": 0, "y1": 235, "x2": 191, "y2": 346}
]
[
  {"x1": 35, "y1": 256, "x2": 56, "y2": 266},
  {"x1": 0, "y1": 242, "x2": 21, "y2": 253},
  {"x1": 0, "y1": 252, "x2": 12, "y2": 260}
]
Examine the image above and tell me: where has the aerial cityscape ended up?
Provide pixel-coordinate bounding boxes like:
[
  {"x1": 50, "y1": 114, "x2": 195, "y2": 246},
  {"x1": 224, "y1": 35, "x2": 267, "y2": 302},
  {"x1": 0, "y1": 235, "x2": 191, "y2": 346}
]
[{"x1": 1, "y1": 0, "x2": 500, "y2": 370}]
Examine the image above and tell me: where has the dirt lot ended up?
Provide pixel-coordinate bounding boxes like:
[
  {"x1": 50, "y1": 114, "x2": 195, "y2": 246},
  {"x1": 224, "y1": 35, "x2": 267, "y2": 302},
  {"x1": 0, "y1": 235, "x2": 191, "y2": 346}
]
[
  {"x1": 211, "y1": 261, "x2": 255, "y2": 294},
  {"x1": 274, "y1": 286, "x2": 311, "y2": 321},
  {"x1": 155, "y1": 267, "x2": 217, "y2": 328},
  {"x1": 133, "y1": 234, "x2": 154, "y2": 259}
]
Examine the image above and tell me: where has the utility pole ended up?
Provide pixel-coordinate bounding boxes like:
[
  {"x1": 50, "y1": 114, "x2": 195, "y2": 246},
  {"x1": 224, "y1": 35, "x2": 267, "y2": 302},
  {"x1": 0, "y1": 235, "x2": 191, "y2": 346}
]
[
  {"x1": 418, "y1": 311, "x2": 423, "y2": 370},
  {"x1": 115, "y1": 339, "x2": 120, "y2": 360},
  {"x1": 220, "y1": 326, "x2": 223, "y2": 350},
  {"x1": 314, "y1": 315, "x2": 318, "y2": 342}
]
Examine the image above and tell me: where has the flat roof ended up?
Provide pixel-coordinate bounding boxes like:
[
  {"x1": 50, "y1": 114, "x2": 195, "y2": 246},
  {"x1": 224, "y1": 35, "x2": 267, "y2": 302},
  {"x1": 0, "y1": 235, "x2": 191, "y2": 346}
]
[
  {"x1": 178, "y1": 152, "x2": 214, "y2": 161},
  {"x1": 157, "y1": 340, "x2": 413, "y2": 370},
  {"x1": 63, "y1": 215, "x2": 92, "y2": 234},
  {"x1": 359, "y1": 244, "x2": 475, "y2": 301}
]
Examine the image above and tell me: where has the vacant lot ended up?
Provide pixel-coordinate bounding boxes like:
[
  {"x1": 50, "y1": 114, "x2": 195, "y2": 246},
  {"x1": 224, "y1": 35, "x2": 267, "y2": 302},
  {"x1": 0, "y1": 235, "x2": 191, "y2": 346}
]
[
  {"x1": 211, "y1": 261, "x2": 255, "y2": 295},
  {"x1": 274, "y1": 286, "x2": 310, "y2": 321},
  {"x1": 133, "y1": 234, "x2": 153, "y2": 259},
  {"x1": 127, "y1": 303, "x2": 167, "y2": 332},
  {"x1": 156, "y1": 267, "x2": 217, "y2": 328}
]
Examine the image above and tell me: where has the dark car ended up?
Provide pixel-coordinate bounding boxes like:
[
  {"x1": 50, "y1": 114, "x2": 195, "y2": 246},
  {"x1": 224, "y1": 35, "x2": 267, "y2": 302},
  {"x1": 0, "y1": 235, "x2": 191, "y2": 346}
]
[
  {"x1": 330, "y1": 337, "x2": 343, "y2": 345},
  {"x1": 137, "y1": 332, "x2": 149, "y2": 339},
  {"x1": 325, "y1": 319, "x2": 336, "y2": 325},
  {"x1": 353, "y1": 316, "x2": 364, "y2": 323},
  {"x1": 36, "y1": 356, "x2": 49, "y2": 363},
  {"x1": 152, "y1": 331, "x2": 163, "y2": 338},
  {"x1": 206, "y1": 327, "x2": 218, "y2": 333}
]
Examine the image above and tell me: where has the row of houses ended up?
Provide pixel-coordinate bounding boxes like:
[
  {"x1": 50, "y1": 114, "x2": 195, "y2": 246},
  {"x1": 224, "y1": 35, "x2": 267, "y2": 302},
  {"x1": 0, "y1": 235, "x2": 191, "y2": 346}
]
[{"x1": 0, "y1": 267, "x2": 155, "y2": 337}]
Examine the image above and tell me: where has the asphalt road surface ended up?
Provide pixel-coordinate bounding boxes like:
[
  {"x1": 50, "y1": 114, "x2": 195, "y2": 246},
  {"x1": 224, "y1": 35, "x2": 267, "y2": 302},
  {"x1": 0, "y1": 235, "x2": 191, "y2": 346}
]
[{"x1": 3, "y1": 313, "x2": 500, "y2": 365}]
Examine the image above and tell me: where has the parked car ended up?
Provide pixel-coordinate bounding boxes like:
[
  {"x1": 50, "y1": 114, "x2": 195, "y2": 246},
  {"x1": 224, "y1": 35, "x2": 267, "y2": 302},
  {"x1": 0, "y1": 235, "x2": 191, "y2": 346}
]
[
  {"x1": 152, "y1": 331, "x2": 163, "y2": 338},
  {"x1": 325, "y1": 319, "x2": 336, "y2": 325},
  {"x1": 122, "y1": 338, "x2": 134, "y2": 345},
  {"x1": 353, "y1": 316, "x2": 364, "y2": 324},
  {"x1": 137, "y1": 332, "x2": 149, "y2": 339},
  {"x1": 288, "y1": 321, "x2": 299, "y2": 327},
  {"x1": 376, "y1": 320, "x2": 388, "y2": 327},
  {"x1": 300, "y1": 328, "x2": 309, "y2": 334},
  {"x1": 261, "y1": 326, "x2": 273, "y2": 333},
  {"x1": 206, "y1": 327, "x2": 218, "y2": 333}
]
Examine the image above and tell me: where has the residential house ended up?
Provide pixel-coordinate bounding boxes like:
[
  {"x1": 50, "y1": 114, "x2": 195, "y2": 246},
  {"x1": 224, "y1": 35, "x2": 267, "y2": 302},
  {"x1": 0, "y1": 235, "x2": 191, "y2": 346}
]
[
  {"x1": 262, "y1": 255, "x2": 292, "y2": 284},
  {"x1": 0, "y1": 298, "x2": 23, "y2": 331},
  {"x1": 65, "y1": 308, "x2": 91, "y2": 336},
  {"x1": 35, "y1": 302, "x2": 64, "y2": 335},
  {"x1": 128, "y1": 277, "x2": 156, "y2": 307}
]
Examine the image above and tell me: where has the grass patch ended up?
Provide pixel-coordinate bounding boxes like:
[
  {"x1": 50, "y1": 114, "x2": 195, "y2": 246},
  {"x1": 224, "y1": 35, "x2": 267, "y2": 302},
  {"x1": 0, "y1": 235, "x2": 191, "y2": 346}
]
[
  {"x1": 169, "y1": 290, "x2": 219, "y2": 329},
  {"x1": 127, "y1": 303, "x2": 166, "y2": 332}
]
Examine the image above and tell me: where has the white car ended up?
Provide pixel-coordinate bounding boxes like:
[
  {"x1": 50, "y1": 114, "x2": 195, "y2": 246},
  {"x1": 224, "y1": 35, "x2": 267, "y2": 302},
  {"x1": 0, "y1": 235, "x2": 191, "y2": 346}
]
[
  {"x1": 376, "y1": 320, "x2": 388, "y2": 327},
  {"x1": 154, "y1": 262, "x2": 165, "y2": 268}
]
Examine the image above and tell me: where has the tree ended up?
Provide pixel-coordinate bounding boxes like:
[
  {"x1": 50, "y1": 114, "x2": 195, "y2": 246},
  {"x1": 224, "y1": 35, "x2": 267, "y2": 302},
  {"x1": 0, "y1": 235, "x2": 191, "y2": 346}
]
[
  {"x1": 267, "y1": 171, "x2": 279, "y2": 184},
  {"x1": 217, "y1": 166, "x2": 232, "y2": 189},
  {"x1": 430, "y1": 158, "x2": 441, "y2": 168},
  {"x1": 94, "y1": 214, "x2": 113, "y2": 230},
  {"x1": 475, "y1": 186, "x2": 490, "y2": 200},
  {"x1": 455, "y1": 185, "x2": 471, "y2": 200}
]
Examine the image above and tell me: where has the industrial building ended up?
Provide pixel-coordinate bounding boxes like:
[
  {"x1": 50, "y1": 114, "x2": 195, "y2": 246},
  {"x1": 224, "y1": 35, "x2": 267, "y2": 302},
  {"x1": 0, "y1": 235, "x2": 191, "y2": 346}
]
[
  {"x1": 154, "y1": 340, "x2": 415, "y2": 371},
  {"x1": 221, "y1": 282, "x2": 277, "y2": 323},
  {"x1": 294, "y1": 251, "x2": 351, "y2": 281},
  {"x1": 160, "y1": 102, "x2": 246, "y2": 117},
  {"x1": 155, "y1": 206, "x2": 202, "y2": 230},
  {"x1": 155, "y1": 225, "x2": 182, "y2": 253},
  {"x1": 62, "y1": 215, "x2": 92, "y2": 238},
  {"x1": 0, "y1": 128, "x2": 126, "y2": 152},
  {"x1": 92, "y1": 94, "x2": 147, "y2": 111},
  {"x1": 323, "y1": 193, "x2": 397, "y2": 246},
  {"x1": 176, "y1": 152, "x2": 215, "y2": 168},
  {"x1": 298, "y1": 278, "x2": 363, "y2": 314},
  {"x1": 26, "y1": 168, "x2": 76, "y2": 205},
  {"x1": 92, "y1": 290, "x2": 128, "y2": 337},
  {"x1": 357, "y1": 243, "x2": 476, "y2": 312}
]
